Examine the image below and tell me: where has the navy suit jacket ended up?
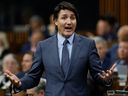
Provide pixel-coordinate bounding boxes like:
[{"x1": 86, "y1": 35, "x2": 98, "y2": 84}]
[{"x1": 18, "y1": 33, "x2": 111, "y2": 96}]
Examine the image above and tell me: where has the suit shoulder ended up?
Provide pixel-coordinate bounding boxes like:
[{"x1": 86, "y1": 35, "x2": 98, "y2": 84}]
[
  {"x1": 38, "y1": 35, "x2": 56, "y2": 45},
  {"x1": 77, "y1": 34, "x2": 94, "y2": 43}
]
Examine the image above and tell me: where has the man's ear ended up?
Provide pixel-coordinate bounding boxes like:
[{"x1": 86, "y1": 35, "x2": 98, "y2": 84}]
[
  {"x1": 55, "y1": 22, "x2": 58, "y2": 26},
  {"x1": 54, "y1": 19, "x2": 58, "y2": 26}
]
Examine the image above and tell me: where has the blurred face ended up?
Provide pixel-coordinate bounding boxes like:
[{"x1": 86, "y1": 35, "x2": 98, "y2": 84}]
[
  {"x1": 96, "y1": 20, "x2": 111, "y2": 36},
  {"x1": 55, "y1": 9, "x2": 77, "y2": 38},
  {"x1": 31, "y1": 32, "x2": 43, "y2": 46},
  {"x1": 30, "y1": 21, "x2": 41, "y2": 29},
  {"x1": 118, "y1": 41, "x2": 128, "y2": 60},
  {"x1": 3, "y1": 59, "x2": 18, "y2": 74},
  {"x1": 22, "y1": 54, "x2": 32, "y2": 72},
  {"x1": 96, "y1": 43, "x2": 108, "y2": 60}
]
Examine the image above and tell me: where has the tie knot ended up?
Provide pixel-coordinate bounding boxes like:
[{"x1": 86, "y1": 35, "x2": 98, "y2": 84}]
[{"x1": 63, "y1": 39, "x2": 69, "y2": 45}]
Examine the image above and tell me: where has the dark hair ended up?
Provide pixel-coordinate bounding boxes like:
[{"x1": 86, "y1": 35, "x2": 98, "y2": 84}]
[
  {"x1": 53, "y1": 1, "x2": 79, "y2": 21},
  {"x1": 24, "y1": 51, "x2": 34, "y2": 57},
  {"x1": 98, "y1": 15, "x2": 117, "y2": 27},
  {"x1": 30, "y1": 15, "x2": 43, "y2": 24}
]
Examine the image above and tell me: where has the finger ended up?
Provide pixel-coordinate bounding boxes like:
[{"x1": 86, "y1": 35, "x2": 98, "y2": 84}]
[
  {"x1": 14, "y1": 80, "x2": 21, "y2": 87},
  {"x1": 5, "y1": 73, "x2": 11, "y2": 79},
  {"x1": 4, "y1": 72, "x2": 17, "y2": 83},
  {"x1": 4, "y1": 72, "x2": 15, "y2": 82},
  {"x1": 106, "y1": 70, "x2": 112, "y2": 75},
  {"x1": 110, "y1": 63, "x2": 117, "y2": 71},
  {"x1": 98, "y1": 73, "x2": 105, "y2": 79},
  {"x1": 4, "y1": 73, "x2": 12, "y2": 80},
  {"x1": 4, "y1": 70, "x2": 13, "y2": 76},
  {"x1": 9, "y1": 76, "x2": 19, "y2": 85},
  {"x1": 9, "y1": 76, "x2": 19, "y2": 84},
  {"x1": 105, "y1": 73, "x2": 109, "y2": 77},
  {"x1": 100, "y1": 71, "x2": 110, "y2": 80},
  {"x1": 101, "y1": 71, "x2": 106, "y2": 76}
]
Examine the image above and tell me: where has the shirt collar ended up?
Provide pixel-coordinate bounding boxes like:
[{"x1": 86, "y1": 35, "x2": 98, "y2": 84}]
[{"x1": 57, "y1": 32, "x2": 74, "y2": 45}]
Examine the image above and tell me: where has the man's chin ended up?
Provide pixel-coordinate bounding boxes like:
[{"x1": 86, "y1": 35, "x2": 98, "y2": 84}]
[{"x1": 63, "y1": 32, "x2": 73, "y2": 38}]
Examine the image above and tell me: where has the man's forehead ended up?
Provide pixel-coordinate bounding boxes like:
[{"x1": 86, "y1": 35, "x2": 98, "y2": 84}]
[{"x1": 59, "y1": 9, "x2": 75, "y2": 15}]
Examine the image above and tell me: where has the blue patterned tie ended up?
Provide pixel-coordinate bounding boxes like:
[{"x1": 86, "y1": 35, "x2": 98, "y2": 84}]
[{"x1": 61, "y1": 39, "x2": 69, "y2": 77}]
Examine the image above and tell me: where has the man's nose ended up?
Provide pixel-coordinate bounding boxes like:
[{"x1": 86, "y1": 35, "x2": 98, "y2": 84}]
[{"x1": 67, "y1": 18, "x2": 71, "y2": 24}]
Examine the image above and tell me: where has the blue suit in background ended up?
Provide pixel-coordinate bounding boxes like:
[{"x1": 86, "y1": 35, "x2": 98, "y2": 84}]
[{"x1": 17, "y1": 33, "x2": 111, "y2": 96}]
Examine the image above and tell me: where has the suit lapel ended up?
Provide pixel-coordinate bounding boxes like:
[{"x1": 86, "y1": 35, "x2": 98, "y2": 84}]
[
  {"x1": 65, "y1": 34, "x2": 81, "y2": 79},
  {"x1": 50, "y1": 35, "x2": 65, "y2": 79}
]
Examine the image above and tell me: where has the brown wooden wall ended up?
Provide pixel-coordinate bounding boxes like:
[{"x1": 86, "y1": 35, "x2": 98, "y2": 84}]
[{"x1": 99, "y1": 0, "x2": 128, "y2": 25}]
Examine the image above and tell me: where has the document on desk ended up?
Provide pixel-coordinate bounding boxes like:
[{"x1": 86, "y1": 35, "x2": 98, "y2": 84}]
[{"x1": 117, "y1": 64, "x2": 128, "y2": 86}]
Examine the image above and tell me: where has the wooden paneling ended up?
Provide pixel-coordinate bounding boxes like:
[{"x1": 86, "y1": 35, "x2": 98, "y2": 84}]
[
  {"x1": 120, "y1": 0, "x2": 128, "y2": 25},
  {"x1": 6, "y1": 32, "x2": 28, "y2": 53},
  {"x1": 99, "y1": 0, "x2": 128, "y2": 25}
]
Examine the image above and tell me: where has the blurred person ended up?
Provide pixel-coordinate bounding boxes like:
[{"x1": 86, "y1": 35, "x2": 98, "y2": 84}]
[
  {"x1": 21, "y1": 51, "x2": 33, "y2": 73},
  {"x1": 0, "y1": 32, "x2": 10, "y2": 74},
  {"x1": 117, "y1": 41, "x2": 128, "y2": 61},
  {"x1": 35, "y1": 78, "x2": 46, "y2": 96},
  {"x1": 109, "y1": 25, "x2": 128, "y2": 65},
  {"x1": 5, "y1": 1, "x2": 113, "y2": 96},
  {"x1": 0, "y1": 54, "x2": 19, "y2": 96},
  {"x1": 111, "y1": 40, "x2": 128, "y2": 89},
  {"x1": 21, "y1": 51, "x2": 35, "y2": 95},
  {"x1": 26, "y1": 15, "x2": 46, "y2": 37},
  {"x1": 93, "y1": 37, "x2": 111, "y2": 70},
  {"x1": 21, "y1": 30, "x2": 45, "y2": 53},
  {"x1": 45, "y1": 14, "x2": 56, "y2": 38},
  {"x1": 96, "y1": 15, "x2": 119, "y2": 41},
  {"x1": 2, "y1": 54, "x2": 19, "y2": 76}
]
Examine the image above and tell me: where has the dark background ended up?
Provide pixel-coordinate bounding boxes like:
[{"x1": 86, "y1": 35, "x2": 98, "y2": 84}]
[{"x1": 0, "y1": 0, "x2": 99, "y2": 31}]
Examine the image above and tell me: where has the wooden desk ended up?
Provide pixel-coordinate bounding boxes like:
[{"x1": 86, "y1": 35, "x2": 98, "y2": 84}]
[{"x1": 0, "y1": 90, "x2": 4, "y2": 96}]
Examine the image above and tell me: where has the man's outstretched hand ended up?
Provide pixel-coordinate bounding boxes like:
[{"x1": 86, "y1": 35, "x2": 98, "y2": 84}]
[
  {"x1": 98, "y1": 63, "x2": 117, "y2": 81},
  {"x1": 4, "y1": 70, "x2": 21, "y2": 87}
]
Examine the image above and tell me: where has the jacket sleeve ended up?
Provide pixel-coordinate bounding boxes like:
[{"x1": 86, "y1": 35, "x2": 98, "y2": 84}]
[
  {"x1": 88, "y1": 40, "x2": 112, "y2": 87},
  {"x1": 19, "y1": 42, "x2": 44, "y2": 90}
]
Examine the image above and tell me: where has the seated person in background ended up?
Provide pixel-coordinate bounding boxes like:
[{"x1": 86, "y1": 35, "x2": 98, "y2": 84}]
[
  {"x1": 45, "y1": 14, "x2": 56, "y2": 38},
  {"x1": 96, "y1": 15, "x2": 119, "y2": 41},
  {"x1": 14, "y1": 51, "x2": 34, "y2": 95},
  {"x1": 109, "y1": 25, "x2": 128, "y2": 65},
  {"x1": 21, "y1": 51, "x2": 33, "y2": 73},
  {"x1": 112, "y1": 39, "x2": 128, "y2": 89},
  {"x1": 92, "y1": 36, "x2": 111, "y2": 70},
  {"x1": 34, "y1": 78, "x2": 46, "y2": 96},
  {"x1": 21, "y1": 51, "x2": 35, "y2": 95},
  {"x1": 26, "y1": 15, "x2": 46, "y2": 37},
  {"x1": 21, "y1": 30, "x2": 45, "y2": 53},
  {"x1": 0, "y1": 54, "x2": 20, "y2": 96},
  {"x1": 0, "y1": 32, "x2": 10, "y2": 73}
]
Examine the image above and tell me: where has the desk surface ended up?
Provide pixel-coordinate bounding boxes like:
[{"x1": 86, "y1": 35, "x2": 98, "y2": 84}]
[{"x1": 107, "y1": 90, "x2": 128, "y2": 96}]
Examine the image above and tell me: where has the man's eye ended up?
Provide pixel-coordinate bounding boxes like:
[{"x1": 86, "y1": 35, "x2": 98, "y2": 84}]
[
  {"x1": 61, "y1": 17, "x2": 66, "y2": 19},
  {"x1": 71, "y1": 16, "x2": 76, "y2": 20}
]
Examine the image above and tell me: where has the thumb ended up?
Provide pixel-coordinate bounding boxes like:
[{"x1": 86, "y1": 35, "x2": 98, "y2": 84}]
[{"x1": 4, "y1": 70, "x2": 13, "y2": 76}]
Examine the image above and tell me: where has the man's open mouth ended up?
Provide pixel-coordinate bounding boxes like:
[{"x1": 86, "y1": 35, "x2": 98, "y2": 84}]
[{"x1": 64, "y1": 27, "x2": 72, "y2": 32}]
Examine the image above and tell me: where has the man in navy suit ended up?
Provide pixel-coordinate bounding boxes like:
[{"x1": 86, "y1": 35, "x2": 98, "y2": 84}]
[{"x1": 5, "y1": 1, "x2": 114, "y2": 96}]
